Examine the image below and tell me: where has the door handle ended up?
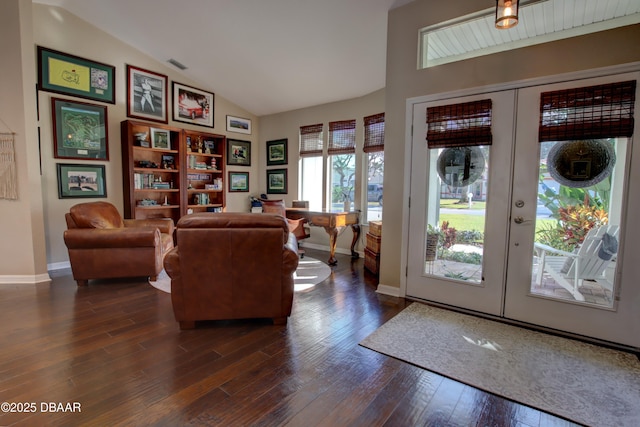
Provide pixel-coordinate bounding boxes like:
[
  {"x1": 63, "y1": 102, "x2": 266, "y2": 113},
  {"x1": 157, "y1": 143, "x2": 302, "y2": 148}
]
[{"x1": 514, "y1": 216, "x2": 525, "y2": 224}]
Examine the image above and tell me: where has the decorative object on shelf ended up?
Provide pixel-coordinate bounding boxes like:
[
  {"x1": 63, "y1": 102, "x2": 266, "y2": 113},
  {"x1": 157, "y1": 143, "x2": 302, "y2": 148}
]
[
  {"x1": 150, "y1": 128, "x2": 171, "y2": 150},
  {"x1": 135, "y1": 132, "x2": 149, "y2": 147},
  {"x1": 204, "y1": 139, "x2": 215, "y2": 154},
  {"x1": 172, "y1": 82, "x2": 214, "y2": 128},
  {"x1": 436, "y1": 146, "x2": 485, "y2": 188},
  {"x1": 126, "y1": 65, "x2": 168, "y2": 124},
  {"x1": 547, "y1": 140, "x2": 616, "y2": 188},
  {"x1": 56, "y1": 163, "x2": 107, "y2": 199},
  {"x1": 266, "y1": 138, "x2": 288, "y2": 166},
  {"x1": 51, "y1": 97, "x2": 109, "y2": 160},
  {"x1": 161, "y1": 154, "x2": 175, "y2": 169},
  {"x1": 37, "y1": 46, "x2": 115, "y2": 104},
  {"x1": 226, "y1": 115, "x2": 251, "y2": 135},
  {"x1": 227, "y1": 139, "x2": 251, "y2": 166},
  {"x1": 229, "y1": 171, "x2": 249, "y2": 192},
  {"x1": 266, "y1": 168, "x2": 287, "y2": 194}
]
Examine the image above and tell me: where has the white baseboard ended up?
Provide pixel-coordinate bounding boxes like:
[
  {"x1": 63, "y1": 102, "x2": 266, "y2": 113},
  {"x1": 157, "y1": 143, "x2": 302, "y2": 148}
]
[
  {"x1": 48, "y1": 261, "x2": 71, "y2": 271},
  {"x1": 375, "y1": 283, "x2": 402, "y2": 297},
  {"x1": 0, "y1": 273, "x2": 52, "y2": 285}
]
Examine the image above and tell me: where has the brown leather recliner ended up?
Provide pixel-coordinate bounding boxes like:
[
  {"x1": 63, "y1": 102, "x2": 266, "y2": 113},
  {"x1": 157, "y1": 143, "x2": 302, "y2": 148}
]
[
  {"x1": 163, "y1": 213, "x2": 299, "y2": 329},
  {"x1": 63, "y1": 201, "x2": 174, "y2": 286}
]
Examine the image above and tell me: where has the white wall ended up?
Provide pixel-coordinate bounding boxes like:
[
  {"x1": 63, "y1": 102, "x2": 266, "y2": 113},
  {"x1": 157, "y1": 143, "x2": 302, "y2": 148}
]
[{"x1": 31, "y1": 4, "x2": 260, "y2": 268}]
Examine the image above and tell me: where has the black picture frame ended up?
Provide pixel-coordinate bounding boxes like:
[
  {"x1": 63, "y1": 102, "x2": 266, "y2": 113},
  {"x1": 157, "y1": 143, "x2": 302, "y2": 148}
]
[
  {"x1": 51, "y1": 97, "x2": 109, "y2": 160},
  {"x1": 228, "y1": 171, "x2": 249, "y2": 192},
  {"x1": 266, "y1": 138, "x2": 288, "y2": 166},
  {"x1": 172, "y1": 82, "x2": 214, "y2": 128},
  {"x1": 56, "y1": 163, "x2": 107, "y2": 199},
  {"x1": 227, "y1": 139, "x2": 251, "y2": 166},
  {"x1": 37, "y1": 46, "x2": 115, "y2": 104},
  {"x1": 266, "y1": 168, "x2": 287, "y2": 194},
  {"x1": 126, "y1": 65, "x2": 168, "y2": 124}
]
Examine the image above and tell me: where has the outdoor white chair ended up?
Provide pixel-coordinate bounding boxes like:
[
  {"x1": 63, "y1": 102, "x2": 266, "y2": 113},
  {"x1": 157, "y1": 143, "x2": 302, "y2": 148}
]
[{"x1": 534, "y1": 224, "x2": 619, "y2": 301}]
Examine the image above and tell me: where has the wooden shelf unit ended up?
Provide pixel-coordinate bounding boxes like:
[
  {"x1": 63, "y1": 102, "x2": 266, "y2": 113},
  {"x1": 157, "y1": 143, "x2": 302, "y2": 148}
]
[
  {"x1": 121, "y1": 120, "x2": 227, "y2": 222},
  {"x1": 183, "y1": 129, "x2": 226, "y2": 214}
]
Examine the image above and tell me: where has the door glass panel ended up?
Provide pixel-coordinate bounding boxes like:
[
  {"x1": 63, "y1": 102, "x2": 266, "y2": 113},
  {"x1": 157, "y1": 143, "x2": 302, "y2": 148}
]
[
  {"x1": 424, "y1": 145, "x2": 490, "y2": 284},
  {"x1": 531, "y1": 138, "x2": 627, "y2": 308}
]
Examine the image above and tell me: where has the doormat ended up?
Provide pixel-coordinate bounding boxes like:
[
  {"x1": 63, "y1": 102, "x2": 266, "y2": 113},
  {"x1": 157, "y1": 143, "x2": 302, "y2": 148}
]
[{"x1": 359, "y1": 303, "x2": 640, "y2": 427}]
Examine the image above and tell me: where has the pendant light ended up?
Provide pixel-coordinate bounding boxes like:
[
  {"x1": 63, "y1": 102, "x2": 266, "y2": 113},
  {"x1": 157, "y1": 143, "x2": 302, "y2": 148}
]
[{"x1": 495, "y1": 0, "x2": 519, "y2": 29}]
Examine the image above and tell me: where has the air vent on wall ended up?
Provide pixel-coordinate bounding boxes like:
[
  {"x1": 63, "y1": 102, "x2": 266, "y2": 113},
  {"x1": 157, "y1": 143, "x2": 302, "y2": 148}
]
[{"x1": 167, "y1": 58, "x2": 187, "y2": 70}]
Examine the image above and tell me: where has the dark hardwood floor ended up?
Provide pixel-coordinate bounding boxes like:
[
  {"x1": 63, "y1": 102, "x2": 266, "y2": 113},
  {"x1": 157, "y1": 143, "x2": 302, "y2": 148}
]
[{"x1": 0, "y1": 248, "x2": 579, "y2": 426}]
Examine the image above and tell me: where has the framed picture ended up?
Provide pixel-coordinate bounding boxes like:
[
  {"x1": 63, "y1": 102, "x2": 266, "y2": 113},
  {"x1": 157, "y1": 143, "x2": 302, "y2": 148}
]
[
  {"x1": 126, "y1": 65, "x2": 168, "y2": 123},
  {"x1": 226, "y1": 115, "x2": 251, "y2": 134},
  {"x1": 266, "y1": 138, "x2": 288, "y2": 166},
  {"x1": 37, "y1": 46, "x2": 115, "y2": 104},
  {"x1": 266, "y1": 168, "x2": 287, "y2": 194},
  {"x1": 172, "y1": 82, "x2": 214, "y2": 128},
  {"x1": 51, "y1": 97, "x2": 109, "y2": 160},
  {"x1": 227, "y1": 139, "x2": 251, "y2": 166},
  {"x1": 150, "y1": 128, "x2": 171, "y2": 149},
  {"x1": 56, "y1": 163, "x2": 107, "y2": 199},
  {"x1": 228, "y1": 171, "x2": 249, "y2": 192}
]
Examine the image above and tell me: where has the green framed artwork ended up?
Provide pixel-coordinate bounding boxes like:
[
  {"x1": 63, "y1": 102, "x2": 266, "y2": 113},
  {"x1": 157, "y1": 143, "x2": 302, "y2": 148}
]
[
  {"x1": 57, "y1": 163, "x2": 107, "y2": 199},
  {"x1": 51, "y1": 97, "x2": 109, "y2": 160},
  {"x1": 266, "y1": 138, "x2": 288, "y2": 166},
  {"x1": 38, "y1": 46, "x2": 116, "y2": 104},
  {"x1": 228, "y1": 171, "x2": 249, "y2": 192},
  {"x1": 266, "y1": 168, "x2": 287, "y2": 194}
]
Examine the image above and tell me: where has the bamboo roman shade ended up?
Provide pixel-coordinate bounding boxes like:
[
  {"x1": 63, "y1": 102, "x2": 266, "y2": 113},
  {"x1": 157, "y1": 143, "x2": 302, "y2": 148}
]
[
  {"x1": 539, "y1": 80, "x2": 636, "y2": 142},
  {"x1": 426, "y1": 99, "x2": 493, "y2": 148},
  {"x1": 328, "y1": 120, "x2": 356, "y2": 155},
  {"x1": 363, "y1": 113, "x2": 385, "y2": 153},
  {"x1": 299, "y1": 123, "x2": 323, "y2": 157}
]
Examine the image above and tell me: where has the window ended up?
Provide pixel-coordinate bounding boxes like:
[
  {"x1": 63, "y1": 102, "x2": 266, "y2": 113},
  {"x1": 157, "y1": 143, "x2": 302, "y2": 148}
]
[
  {"x1": 364, "y1": 113, "x2": 385, "y2": 222},
  {"x1": 299, "y1": 124, "x2": 323, "y2": 211},
  {"x1": 328, "y1": 120, "x2": 356, "y2": 212}
]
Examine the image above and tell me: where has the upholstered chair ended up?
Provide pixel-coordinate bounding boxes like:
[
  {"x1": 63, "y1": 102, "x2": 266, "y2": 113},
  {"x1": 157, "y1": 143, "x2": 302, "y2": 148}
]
[
  {"x1": 260, "y1": 199, "x2": 310, "y2": 255},
  {"x1": 63, "y1": 201, "x2": 174, "y2": 286},
  {"x1": 163, "y1": 213, "x2": 299, "y2": 329}
]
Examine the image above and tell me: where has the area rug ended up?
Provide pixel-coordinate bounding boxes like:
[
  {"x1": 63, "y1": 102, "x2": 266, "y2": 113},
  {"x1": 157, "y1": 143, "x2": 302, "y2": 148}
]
[
  {"x1": 149, "y1": 256, "x2": 332, "y2": 293},
  {"x1": 359, "y1": 303, "x2": 640, "y2": 427}
]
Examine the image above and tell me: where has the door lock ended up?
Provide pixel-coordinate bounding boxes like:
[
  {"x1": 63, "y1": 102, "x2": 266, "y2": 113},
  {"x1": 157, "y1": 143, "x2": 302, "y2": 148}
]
[{"x1": 515, "y1": 200, "x2": 525, "y2": 208}]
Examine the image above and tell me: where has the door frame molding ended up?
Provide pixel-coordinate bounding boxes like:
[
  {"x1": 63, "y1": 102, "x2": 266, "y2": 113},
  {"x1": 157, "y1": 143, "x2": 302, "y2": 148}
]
[{"x1": 400, "y1": 61, "x2": 640, "y2": 298}]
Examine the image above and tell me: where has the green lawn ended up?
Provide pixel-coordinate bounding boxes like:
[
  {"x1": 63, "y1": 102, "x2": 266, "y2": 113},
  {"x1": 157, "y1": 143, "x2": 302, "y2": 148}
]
[{"x1": 439, "y1": 213, "x2": 556, "y2": 233}]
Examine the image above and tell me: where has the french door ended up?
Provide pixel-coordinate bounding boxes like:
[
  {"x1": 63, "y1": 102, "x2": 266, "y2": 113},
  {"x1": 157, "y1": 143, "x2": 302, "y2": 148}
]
[{"x1": 406, "y1": 71, "x2": 640, "y2": 348}]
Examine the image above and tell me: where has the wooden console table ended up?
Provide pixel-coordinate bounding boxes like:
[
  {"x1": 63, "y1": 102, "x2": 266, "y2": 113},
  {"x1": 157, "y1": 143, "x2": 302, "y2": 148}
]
[{"x1": 286, "y1": 209, "x2": 360, "y2": 265}]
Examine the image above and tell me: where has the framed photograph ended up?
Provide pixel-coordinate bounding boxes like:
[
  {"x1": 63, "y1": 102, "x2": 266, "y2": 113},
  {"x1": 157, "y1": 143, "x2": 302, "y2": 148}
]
[
  {"x1": 228, "y1": 171, "x2": 249, "y2": 192},
  {"x1": 37, "y1": 46, "x2": 115, "y2": 104},
  {"x1": 172, "y1": 82, "x2": 214, "y2": 128},
  {"x1": 150, "y1": 128, "x2": 171, "y2": 150},
  {"x1": 56, "y1": 163, "x2": 107, "y2": 199},
  {"x1": 266, "y1": 168, "x2": 287, "y2": 194},
  {"x1": 126, "y1": 65, "x2": 168, "y2": 123},
  {"x1": 227, "y1": 139, "x2": 251, "y2": 166},
  {"x1": 226, "y1": 115, "x2": 251, "y2": 134},
  {"x1": 51, "y1": 97, "x2": 109, "y2": 160},
  {"x1": 266, "y1": 138, "x2": 288, "y2": 166}
]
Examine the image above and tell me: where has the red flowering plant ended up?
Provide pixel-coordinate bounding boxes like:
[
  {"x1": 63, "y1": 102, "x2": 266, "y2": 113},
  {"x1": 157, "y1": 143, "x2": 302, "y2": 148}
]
[{"x1": 556, "y1": 195, "x2": 608, "y2": 250}]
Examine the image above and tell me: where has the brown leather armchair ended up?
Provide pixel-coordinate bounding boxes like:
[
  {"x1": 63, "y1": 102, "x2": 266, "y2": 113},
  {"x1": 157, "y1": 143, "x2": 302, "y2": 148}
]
[
  {"x1": 260, "y1": 198, "x2": 310, "y2": 255},
  {"x1": 163, "y1": 213, "x2": 299, "y2": 329},
  {"x1": 63, "y1": 201, "x2": 174, "y2": 286}
]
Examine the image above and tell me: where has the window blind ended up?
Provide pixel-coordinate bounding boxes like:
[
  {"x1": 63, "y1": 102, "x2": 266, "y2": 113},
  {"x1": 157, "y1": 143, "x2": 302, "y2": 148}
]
[
  {"x1": 363, "y1": 113, "x2": 385, "y2": 153},
  {"x1": 539, "y1": 80, "x2": 636, "y2": 142},
  {"x1": 299, "y1": 123, "x2": 323, "y2": 157},
  {"x1": 328, "y1": 120, "x2": 356, "y2": 155},
  {"x1": 426, "y1": 99, "x2": 492, "y2": 149}
]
